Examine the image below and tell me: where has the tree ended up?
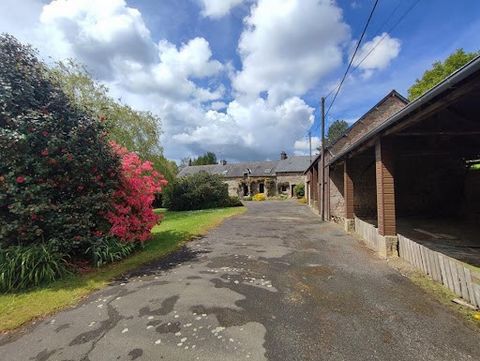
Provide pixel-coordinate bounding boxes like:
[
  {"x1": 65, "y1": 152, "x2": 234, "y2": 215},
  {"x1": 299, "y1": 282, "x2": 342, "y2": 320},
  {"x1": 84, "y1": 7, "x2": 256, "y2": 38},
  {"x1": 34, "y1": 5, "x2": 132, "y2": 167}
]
[
  {"x1": 408, "y1": 49, "x2": 479, "y2": 100},
  {"x1": 49, "y1": 60, "x2": 178, "y2": 182},
  {"x1": 191, "y1": 152, "x2": 218, "y2": 165},
  {"x1": 49, "y1": 60, "x2": 161, "y2": 158},
  {"x1": 326, "y1": 120, "x2": 349, "y2": 146}
]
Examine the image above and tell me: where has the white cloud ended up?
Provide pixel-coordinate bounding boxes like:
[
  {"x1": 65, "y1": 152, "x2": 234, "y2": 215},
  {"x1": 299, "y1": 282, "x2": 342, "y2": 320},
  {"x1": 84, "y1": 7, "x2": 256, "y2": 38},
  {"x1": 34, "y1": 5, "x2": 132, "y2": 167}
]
[
  {"x1": 0, "y1": 0, "x2": 357, "y2": 162},
  {"x1": 353, "y1": 33, "x2": 401, "y2": 78},
  {"x1": 40, "y1": 0, "x2": 156, "y2": 77},
  {"x1": 172, "y1": 97, "x2": 315, "y2": 160},
  {"x1": 294, "y1": 136, "x2": 321, "y2": 156},
  {"x1": 233, "y1": 0, "x2": 350, "y2": 104},
  {"x1": 198, "y1": 0, "x2": 245, "y2": 18}
]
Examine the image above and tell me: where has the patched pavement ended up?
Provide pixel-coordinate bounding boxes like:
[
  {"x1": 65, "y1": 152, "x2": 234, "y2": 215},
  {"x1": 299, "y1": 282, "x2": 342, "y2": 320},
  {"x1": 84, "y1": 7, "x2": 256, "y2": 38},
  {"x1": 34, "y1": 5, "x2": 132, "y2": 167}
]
[{"x1": 1, "y1": 201, "x2": 479, "y2": 361}]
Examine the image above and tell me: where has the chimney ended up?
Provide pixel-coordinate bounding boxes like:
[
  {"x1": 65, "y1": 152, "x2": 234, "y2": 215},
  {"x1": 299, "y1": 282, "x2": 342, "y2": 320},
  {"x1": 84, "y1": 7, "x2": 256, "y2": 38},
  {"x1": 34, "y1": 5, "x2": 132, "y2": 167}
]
[
  {"x1": 280, "y1": 151, "x2": 288, "y2": 160},
  {"x1": 220, "y1": 159, "x2": 227, "y2": 165}
]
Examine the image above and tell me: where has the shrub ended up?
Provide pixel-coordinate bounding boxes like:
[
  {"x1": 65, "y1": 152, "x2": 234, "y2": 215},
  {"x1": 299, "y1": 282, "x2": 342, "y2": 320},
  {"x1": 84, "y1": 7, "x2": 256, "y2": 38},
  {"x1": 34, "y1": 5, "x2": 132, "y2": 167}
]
[
  {"x1": 0, "y1": 244, "x2": 70, "y2": 292},
  {"x1": 0, "y1": 35, "x2": 120, "y2": 256},
  {"x1": 86, "y1": 237, "x2": 138, "y2": 268},
  {"x1": 252, "y1": 193, "x2": 267, "y2": 201},
  {"x1": 294, "y1": 184, "x2": 305, "y2": 198},
  {"x1": 243, "y1": 196, "x2": 253, "y2": 201},
  {"x1": 227, "y1": 196, "x2": 243, "y2": 207},
  {"x1": 107, "y1": 142, "x2": 168, "y2": 243},
  {"x1": 163, "y1": 173, "x2": 235, "y2": 211}
]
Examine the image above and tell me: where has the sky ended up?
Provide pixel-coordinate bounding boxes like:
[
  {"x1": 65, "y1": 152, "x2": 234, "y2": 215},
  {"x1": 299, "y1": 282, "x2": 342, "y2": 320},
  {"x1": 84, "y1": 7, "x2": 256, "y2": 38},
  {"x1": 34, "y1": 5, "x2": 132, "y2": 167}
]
[{"x1": 1, "y1": 0, "x2": 479, "y2": 163}]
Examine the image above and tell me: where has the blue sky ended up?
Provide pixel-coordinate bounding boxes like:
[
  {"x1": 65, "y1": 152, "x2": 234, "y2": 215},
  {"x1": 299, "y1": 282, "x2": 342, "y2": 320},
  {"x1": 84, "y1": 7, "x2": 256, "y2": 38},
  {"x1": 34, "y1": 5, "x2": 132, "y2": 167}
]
[{"x1": 1, "y1": 0, "x2": 479, "y2": 162}]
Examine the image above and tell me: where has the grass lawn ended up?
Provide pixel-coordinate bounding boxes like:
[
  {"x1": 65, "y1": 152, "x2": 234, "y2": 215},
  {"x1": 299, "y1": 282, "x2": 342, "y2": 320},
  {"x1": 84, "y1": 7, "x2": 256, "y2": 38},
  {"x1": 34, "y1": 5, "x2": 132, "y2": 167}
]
[{"x1": 0, "y1": 206, "x2": 245, "y2": 332}]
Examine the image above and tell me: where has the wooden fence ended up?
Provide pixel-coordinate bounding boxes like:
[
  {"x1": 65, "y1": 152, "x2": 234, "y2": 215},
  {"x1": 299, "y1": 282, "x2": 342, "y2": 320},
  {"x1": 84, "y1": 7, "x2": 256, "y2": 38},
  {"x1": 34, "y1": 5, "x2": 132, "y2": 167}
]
[
  {"x1": 354, "y1": 217, "x2": 380, "y2": 253},
  {"x1": 398, "y1": 234, "x2": 480, "y2": 309}
]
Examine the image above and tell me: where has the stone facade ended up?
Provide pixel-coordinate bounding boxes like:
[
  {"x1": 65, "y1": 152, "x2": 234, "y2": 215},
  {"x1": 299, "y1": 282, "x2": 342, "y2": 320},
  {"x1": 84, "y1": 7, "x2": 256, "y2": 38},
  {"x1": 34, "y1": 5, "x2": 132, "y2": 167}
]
[
  {"x1": 178, "y1": 155, "x2": 310, "y2": 199},
  {"x1": 276, "y1": 173, "x2": 306, "y2": 197}
]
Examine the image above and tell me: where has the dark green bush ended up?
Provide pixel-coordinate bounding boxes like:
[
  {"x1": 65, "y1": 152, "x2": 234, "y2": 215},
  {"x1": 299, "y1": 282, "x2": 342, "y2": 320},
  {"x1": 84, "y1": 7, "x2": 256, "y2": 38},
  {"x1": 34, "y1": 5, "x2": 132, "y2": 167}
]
[
  {"x1": 0, "y1": 244, "x2": 70, "y2": 292},
  {"x1": 86, "y1": 237, "x2": 138, "y2": 268},
  {"x1": 163, "y1": 172, "x2": 241, "y2": 211},
  {"x1": 227, "y1": 196, "x2": 243, "y2": 207},
  {"x1": 294, "y1": 183, "x2": 305, "y2": 198},
  {"x1": 0, "y1": 34, "x2": 120, "y2": 257}
]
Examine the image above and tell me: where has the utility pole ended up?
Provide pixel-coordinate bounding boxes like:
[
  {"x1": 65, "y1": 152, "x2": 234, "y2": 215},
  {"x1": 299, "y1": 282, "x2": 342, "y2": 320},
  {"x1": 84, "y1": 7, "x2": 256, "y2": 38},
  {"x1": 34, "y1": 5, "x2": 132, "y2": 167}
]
[
  {"x1": 308, "y1": 130, "x2": 312, "y2": 164},
  {"x1": 320, "y1": 97, "x2": 326, "y2": 221}
]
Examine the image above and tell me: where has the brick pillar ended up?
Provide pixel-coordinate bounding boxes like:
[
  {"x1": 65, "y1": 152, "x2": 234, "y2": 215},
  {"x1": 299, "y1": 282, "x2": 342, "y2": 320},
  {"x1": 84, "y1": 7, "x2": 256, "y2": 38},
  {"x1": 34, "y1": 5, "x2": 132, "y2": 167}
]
[
  {"x1": 375, "y1": 139, "x2": 398, "y2": 257},
  {"x1": 344, "y1": 160, "x2": 355, "y2": 232}
]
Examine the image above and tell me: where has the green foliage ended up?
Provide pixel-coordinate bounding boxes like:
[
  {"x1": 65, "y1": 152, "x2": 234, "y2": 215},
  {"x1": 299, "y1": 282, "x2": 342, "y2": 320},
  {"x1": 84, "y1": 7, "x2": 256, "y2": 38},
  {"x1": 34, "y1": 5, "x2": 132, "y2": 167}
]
[
  {"x1": 0, "y1": 34, "x2": 120, "y2": 256},
  {"x1": 163, "y1": 172, "x2": 238, "y2": 211},
  {"x1": 408, "y1": 49, "x2": 479, "y2": 100},
  {"x1": 227, "y1": 196, "x2": 243, "y2": 207},
  {"x1": 49, "y1": 60, "x2": 163, "y2": 159},
  {"x1": 86, "y1": 237, "x2": 138, "y2": 268},
  {"x1": 151, "y1": 154, "x2": 178, "y2": 184},
  {"x1": 49, "y1": 60, "x2": 178, "y2": 182},
  {"x1": 327, "y1": 120, "x2": 349, "y2": 146},
  {"x1": 294, "y1": 183, "x2": 305, "y2": 198},
  {"x1": 0, "y1": 244, "x2": 70, "y2": 292},
  {"x1": 190, "y1": 152, "x2": 217, "y2": 166}
]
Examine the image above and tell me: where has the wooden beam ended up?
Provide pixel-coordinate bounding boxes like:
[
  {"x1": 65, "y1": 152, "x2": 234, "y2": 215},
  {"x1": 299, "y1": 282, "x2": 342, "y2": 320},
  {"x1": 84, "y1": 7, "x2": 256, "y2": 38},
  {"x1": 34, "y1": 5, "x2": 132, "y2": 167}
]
[
  {"x1": 395, "y1": 131, "x2": 480, "y2": 136},
  {"x1": 375, "y1": 139, "x2": 396, "y2": 236},
  {"x1": 344, "y1": 161, "x2": 354, "y2": 219}
]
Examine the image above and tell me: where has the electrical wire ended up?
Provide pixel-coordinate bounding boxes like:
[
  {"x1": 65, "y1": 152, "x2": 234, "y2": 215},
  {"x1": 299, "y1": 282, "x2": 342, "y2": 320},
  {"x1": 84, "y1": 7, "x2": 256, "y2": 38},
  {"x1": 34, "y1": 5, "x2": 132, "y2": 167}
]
[
  {"x1": 351, "y1": 0, "x2": 421, "y2": 74},
  {"x1": 324, "y1": 0, "x2": 380, "y2": 118}
]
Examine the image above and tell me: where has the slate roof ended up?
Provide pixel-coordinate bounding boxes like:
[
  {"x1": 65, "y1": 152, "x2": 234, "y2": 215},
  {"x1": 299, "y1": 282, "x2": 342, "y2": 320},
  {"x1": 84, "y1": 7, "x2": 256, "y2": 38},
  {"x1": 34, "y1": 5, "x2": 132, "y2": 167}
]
[
  {"x1": 275, "y1": 156, "x2": 311, "y2": 173},
  {"x1": 177, "y1": 156, "x2": 310, "y2": 178}
]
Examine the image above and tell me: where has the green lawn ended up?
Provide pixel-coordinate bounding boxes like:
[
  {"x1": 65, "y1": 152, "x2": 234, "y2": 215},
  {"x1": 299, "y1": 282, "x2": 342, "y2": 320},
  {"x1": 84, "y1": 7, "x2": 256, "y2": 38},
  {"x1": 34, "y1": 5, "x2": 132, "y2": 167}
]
[{"x1": 0, "y1": 206, "x2": 245, "y2": 332}]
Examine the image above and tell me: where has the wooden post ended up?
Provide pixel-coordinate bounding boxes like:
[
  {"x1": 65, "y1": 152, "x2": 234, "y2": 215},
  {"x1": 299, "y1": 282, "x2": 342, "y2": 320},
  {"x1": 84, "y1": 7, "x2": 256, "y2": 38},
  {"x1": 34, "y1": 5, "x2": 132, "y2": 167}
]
[
  {"x1": 320, "y1": 97, "x2": 326, "y2": 220},
  {"x1": 375, "y1": 139, "x2": 396, "y2": 236},
  {"x1": 344, "y1": 160, "x2": 354, "y2": 219}
]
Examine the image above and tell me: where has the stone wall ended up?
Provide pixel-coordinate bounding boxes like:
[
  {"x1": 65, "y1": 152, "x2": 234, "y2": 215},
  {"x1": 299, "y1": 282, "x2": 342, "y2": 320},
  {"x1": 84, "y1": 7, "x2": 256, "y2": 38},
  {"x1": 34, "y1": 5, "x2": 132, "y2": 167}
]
[
  {"x1": 329, "y1": 163, "x2": 344, "y2": 221},
  {"x1": 276, "y1": 173, "x2": 306, "y2": 197}
]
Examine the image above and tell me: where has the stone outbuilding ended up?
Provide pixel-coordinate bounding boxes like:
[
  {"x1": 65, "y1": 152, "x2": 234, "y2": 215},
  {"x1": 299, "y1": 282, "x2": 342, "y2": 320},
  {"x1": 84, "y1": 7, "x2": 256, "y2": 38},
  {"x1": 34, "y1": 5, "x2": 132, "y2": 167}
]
[
  {"x1": 178, "y1": 154, "x2": 310, "y2": 198},
  {"x1": 305, "y1": 56, "x2": 480, "y2": 308}
]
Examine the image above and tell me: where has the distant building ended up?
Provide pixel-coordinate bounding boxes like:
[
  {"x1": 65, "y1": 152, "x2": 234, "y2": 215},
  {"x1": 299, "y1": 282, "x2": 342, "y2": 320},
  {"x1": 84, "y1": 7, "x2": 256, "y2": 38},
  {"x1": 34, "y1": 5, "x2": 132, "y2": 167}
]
[{"x1": 178, "y1": 153, "x2": 310, "y2": 198}]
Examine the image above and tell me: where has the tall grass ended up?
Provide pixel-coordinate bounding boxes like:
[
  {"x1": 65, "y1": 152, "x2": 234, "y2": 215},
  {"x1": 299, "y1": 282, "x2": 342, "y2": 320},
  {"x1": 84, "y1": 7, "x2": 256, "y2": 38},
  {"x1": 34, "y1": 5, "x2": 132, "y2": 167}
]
[{"x1": 0, "y1": 244, "x2": 70, "y2": 292}]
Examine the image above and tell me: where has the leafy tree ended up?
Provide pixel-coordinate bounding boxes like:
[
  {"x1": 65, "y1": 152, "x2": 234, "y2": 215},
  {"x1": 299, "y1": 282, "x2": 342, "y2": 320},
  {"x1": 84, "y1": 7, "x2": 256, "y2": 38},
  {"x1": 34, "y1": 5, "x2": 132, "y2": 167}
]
[
  {"x1": 49, "y1": 60, "x2": 178, "y2": 182},
  {"x1": 191, "y1": 152, "x2": 218, "y2": 165},
  {"x1": 326, "y1": 119, "x2": 349, "y2": 145},
  {"x1": 50, "y1": 62, "x2": 160, "y2": 155},
  {"x1": 408, "y1": 49, "x2": 479, "y2": 100}
]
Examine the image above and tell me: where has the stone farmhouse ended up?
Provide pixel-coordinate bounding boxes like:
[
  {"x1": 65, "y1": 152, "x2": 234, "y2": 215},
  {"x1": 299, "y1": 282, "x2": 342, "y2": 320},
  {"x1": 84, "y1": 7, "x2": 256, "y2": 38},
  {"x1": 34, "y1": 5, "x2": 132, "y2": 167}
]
[{"x1": 178, "y1": 152, "x2": 310, "y2": 198}]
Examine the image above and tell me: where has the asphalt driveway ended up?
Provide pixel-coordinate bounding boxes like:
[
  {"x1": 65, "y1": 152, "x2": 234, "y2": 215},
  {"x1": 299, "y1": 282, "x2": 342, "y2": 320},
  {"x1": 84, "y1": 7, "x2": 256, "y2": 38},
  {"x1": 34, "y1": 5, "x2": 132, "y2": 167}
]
[{"x1": 1, "y1": 201, "x2": 479, "y2": 361}]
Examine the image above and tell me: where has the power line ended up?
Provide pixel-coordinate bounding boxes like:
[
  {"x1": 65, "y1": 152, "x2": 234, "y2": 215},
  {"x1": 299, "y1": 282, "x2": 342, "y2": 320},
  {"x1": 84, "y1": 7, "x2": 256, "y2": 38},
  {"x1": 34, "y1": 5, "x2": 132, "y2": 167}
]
[
  {"x1": 324, "y1": 0, "x2": 380, "y2": 118},
  {"x1": 351, "y1": 0, "x2": 421, "y2": 74}
]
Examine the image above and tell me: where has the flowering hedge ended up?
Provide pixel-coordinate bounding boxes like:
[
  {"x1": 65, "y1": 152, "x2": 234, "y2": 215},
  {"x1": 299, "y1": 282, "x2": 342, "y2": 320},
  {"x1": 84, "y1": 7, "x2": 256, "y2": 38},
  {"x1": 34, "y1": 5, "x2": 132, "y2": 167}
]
[
  {"x1": 107, "y1": 142, "x2": 167, "y2": 243},
  {"x1": 0, "y1": 35, "x2": 120, "y2": 257},
  {"x1": 0, "y1": 35, "x2": 168, "y2": 290}
]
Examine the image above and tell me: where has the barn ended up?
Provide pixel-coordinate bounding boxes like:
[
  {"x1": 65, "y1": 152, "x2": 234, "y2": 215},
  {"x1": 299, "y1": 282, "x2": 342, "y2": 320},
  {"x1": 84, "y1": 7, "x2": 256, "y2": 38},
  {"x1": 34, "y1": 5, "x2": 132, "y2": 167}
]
[{"x1": 305, "y1": 56, "x2": 480, "y2": 307}]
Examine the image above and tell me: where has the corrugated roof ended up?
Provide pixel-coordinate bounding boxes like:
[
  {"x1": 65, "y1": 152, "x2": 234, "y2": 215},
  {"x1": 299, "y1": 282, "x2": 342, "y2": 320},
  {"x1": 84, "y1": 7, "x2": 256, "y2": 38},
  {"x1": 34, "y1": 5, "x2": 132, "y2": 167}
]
[{"x1": 177, "y1": 156, "x2": 310, "y2": 178}]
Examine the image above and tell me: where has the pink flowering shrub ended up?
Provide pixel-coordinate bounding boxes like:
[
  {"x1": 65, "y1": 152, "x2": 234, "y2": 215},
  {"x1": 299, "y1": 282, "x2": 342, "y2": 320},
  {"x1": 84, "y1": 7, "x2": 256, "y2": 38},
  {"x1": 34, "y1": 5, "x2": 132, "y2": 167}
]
[{"x1": 107, "y1": 142, "x2": 168, "y2": 243}]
